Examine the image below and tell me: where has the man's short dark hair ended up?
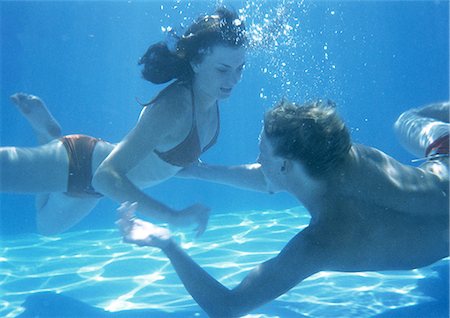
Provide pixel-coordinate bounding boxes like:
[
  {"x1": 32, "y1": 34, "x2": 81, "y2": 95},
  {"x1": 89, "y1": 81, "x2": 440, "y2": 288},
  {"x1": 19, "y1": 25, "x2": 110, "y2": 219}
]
[{"x1": 264, "y1": 99, "x2": 351, "y2": 178}]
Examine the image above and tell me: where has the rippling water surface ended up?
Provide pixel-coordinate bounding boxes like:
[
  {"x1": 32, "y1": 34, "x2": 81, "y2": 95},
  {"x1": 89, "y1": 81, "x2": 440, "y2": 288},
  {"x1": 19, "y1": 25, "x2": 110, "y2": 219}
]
[{"x1": 1, "y1": 207, "x2": 448, "y2": 317}]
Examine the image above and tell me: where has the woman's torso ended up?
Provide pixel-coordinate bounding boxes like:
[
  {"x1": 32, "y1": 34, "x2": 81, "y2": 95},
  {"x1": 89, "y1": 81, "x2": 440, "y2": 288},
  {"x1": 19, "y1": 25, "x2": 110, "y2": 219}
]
[{"x1": 92, "y1": 82, "x2": 220, "y2": 189}]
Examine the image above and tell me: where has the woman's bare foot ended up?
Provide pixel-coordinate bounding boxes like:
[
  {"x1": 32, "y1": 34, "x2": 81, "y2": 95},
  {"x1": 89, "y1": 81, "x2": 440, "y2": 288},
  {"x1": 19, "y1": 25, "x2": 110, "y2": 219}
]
[{"x1": 10, "y1": 93, "x2": 62, "y2": 144}]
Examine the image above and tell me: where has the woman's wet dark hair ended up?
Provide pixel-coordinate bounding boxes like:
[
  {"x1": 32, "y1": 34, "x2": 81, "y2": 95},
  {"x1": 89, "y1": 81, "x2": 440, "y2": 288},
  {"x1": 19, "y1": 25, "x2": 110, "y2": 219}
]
[{"x1": 139, "y1": 7, "x2": 247, "y2": 84}]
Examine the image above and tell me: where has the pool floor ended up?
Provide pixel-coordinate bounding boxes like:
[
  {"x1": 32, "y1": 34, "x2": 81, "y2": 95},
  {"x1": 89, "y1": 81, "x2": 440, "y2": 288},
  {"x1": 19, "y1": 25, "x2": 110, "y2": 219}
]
[{"x1": 1, "y1": 207, "x2": 448, "y2": 317}]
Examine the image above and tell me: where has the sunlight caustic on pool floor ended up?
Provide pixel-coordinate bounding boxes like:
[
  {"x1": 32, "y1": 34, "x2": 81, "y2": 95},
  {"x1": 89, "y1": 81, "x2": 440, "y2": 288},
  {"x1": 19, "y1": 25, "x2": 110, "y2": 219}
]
[{"x1": 1, "y1": 207, "x2": 447, "y2": 318}]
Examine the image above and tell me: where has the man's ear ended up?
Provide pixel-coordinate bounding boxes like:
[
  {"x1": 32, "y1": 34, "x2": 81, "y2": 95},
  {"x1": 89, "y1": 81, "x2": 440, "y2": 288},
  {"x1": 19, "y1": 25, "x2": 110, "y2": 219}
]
[
  {"x1": 190, "y1": 61, "x2": 200, "y2": 74},
  {"x1": 280, "y1": 159, "x2": 293, "y2": 174}
]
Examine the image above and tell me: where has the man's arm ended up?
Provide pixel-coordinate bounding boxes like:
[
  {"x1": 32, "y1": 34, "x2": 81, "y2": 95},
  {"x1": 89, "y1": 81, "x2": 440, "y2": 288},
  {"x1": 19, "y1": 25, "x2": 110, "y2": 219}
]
[
  {"x1": 117, "y1": 207, "x2": 321, "y2": 317},
  {"x1": 163, "y1": 229, "x2": 319, "y2": 317},
  {"x1": 178, "y1": 162, "x2": 270, "y2": 193}
]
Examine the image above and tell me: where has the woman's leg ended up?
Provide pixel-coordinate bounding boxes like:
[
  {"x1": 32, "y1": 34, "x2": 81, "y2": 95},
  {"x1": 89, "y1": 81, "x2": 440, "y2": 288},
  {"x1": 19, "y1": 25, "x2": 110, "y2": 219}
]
[
  {"x1": 11, "y1": 93, "x2": 65, "y2": 212},
  {"x1": 0, "y1": 140, "x2": 69, "y2": 192},
  {"x1": 34, "y1": 139, "x2": 114, "y2": 235},
  {"x1": 394, "y1": 101, "x2": 449, "y2": 158},
  {"x1": 10, "y1": 93, "x2": 62, "y2": 144},
  {"x1": 7, "y1": 94, "x2": 101, "y2": 234},
  {"x1": 36, "y1": 192, "x2": 101, "y2": 235},
  {"x1": 1, "y1": 141, "x2": 103, "y2": 235}
]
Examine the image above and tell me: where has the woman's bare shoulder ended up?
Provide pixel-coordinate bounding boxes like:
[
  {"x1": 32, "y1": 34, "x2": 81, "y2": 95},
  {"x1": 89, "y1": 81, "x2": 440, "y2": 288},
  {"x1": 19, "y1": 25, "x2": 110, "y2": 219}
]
[
  {"x1": 140, "y1": 83, "x2": 191, "y2": 123},
  {"x1": 154, "y1": 82, "x2": 191, "y2": 112}
]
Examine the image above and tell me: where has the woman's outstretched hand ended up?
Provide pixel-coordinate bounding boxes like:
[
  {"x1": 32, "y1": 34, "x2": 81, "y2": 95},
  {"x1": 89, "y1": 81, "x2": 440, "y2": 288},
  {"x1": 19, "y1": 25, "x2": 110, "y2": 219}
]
[
  {"x1": 117, "y1": 202, "x2": 172, "y2": 249},
  {"x1": 171, "y1": 203, "x2": 210, "y2": 237}
]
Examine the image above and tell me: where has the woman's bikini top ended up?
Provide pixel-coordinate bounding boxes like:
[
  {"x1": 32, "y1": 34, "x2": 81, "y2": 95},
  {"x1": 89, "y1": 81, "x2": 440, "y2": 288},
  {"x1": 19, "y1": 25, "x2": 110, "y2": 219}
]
[{"x1": 154, "y1": 84, "x2": 220, "y2": 167}]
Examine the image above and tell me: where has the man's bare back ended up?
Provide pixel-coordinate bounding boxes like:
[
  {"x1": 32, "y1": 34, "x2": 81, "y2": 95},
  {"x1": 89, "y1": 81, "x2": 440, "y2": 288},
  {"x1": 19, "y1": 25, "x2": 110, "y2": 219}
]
[{"x1": 303, "y1": 144, "x2": 449, "y2": 272}]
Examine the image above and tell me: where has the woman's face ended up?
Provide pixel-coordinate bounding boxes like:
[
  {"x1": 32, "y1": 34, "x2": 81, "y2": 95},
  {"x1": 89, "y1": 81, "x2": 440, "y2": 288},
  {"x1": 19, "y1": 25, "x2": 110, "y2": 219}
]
[{"x1": 191, "y1": 45, "x2": 246, "y2": 100}]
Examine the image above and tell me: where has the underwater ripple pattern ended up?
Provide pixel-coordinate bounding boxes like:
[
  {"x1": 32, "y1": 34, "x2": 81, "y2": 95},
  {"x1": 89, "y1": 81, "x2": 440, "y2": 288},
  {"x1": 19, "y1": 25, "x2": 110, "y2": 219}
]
[{"x1": 0, "y1": 207, "x2": 447, "y2": 317}]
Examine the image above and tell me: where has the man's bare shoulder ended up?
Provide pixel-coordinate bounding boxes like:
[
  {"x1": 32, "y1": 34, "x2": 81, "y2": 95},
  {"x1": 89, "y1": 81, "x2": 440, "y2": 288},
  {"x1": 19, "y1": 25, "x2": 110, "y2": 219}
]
[
  {"x1": 350, "y1": 144, "x2": 448, "y2": 186},
  {"x1": 345, "y1": 144, "x2": 420, "y2": 178},
  {"x1": 335, "y1": 144, "x2": 448, "y2": 216}
]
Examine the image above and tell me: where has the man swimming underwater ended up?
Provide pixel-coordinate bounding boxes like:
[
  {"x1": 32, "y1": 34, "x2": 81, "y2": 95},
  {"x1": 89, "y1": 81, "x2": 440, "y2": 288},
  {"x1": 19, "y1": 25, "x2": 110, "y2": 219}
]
[{"x1": 118, "y1": 99, "x2": 449, "y2": 317}]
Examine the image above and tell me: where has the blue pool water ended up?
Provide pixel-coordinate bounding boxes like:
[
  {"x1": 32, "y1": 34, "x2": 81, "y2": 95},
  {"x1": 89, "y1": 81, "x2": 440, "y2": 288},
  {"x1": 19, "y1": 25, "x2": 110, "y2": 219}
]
[
  {"x1": 1, "y1": 0, "x2": 449, "y2": 317},
  {"x1": 2, "y1": 208, "x2": 449, "y2": 317}
]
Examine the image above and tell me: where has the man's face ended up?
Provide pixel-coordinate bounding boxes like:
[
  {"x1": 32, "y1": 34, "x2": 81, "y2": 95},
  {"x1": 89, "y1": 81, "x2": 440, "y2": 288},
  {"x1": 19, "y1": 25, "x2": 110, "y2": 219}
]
[{"x1": 257, "y1": 130, "x2": 286, "y2": 193}]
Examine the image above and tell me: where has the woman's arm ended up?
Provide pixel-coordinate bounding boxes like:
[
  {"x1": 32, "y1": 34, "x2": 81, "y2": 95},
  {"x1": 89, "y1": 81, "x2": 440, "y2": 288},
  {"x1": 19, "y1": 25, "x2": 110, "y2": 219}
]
[
  {"x1": 93, "y1": 105, "x2": 176, "y2": 220},
  {"x1": 178, "y1": 162, "x2": 269, "y2": 192},
  {"x1": 93, "y1": 95, "x2": 209, "y2": 235}
]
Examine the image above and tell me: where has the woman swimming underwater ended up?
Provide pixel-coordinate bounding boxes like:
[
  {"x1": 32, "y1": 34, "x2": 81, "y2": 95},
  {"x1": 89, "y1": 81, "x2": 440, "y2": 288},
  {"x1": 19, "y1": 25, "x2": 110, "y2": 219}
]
[{"x1": 1, "y1": 6, "x2": 247, "y2": 236}]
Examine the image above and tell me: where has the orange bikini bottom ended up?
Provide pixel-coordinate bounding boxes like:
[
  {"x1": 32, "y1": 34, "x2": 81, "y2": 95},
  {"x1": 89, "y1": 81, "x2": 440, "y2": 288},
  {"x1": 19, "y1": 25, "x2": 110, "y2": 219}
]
[{"x1": 60, "y1": 134, "x2": 103, "y2": 198}]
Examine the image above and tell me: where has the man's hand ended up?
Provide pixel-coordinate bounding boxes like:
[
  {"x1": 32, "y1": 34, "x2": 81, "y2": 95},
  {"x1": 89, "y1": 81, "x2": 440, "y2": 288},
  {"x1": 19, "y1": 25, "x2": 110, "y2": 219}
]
[{"x1": 117, "y1": 202, "x2": 172, "y2": 248}]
